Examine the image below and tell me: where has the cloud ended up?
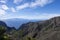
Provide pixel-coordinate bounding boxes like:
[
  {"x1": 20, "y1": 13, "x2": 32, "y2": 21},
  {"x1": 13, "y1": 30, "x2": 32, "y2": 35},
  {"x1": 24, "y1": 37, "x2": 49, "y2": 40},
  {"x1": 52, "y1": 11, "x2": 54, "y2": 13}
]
[
  {"x1": 16, "y1": 3, "x2": 29, "y2": 10},
  {"x1": 18, "y1": 13, "x2": 60, "y2": 20},
  {"x1": 0, "y1": 12, "x2": 60, "y2": 20},
  {"x1": 14, "y1": 0, "x2": 23, "y2": 4},
  {"x1": 0, "y1": 0, "x2": 54, "y2": 11},
  {"x1": 0, "y1": 0, "x2": 7, "y2": 3},
  {"x1": 30, "y1": 13, "x2": 60, "y2": 20},
  {"x1": 0, "y1": 9, "x2": 6, "y2": 15},
  {"x1": 11, "y1": 7, "x2": 16, "y2": 12},
  {"x1": 16, "y1": 0, "x2": 54, "y2": 10},
  {"x1": 30, "y1": 0, "x2": 53, "y2": 7},
  {"x1": 1, "y1": 5, "x2": 9, "y2": 10}
]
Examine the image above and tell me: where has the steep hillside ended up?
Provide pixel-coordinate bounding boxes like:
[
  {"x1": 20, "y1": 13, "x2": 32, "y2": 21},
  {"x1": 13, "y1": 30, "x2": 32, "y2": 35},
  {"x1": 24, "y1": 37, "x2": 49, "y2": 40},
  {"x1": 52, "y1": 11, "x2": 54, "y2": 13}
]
[
  {"x1": 19, "y1": 16, "x2": 60, "y2": 40},
  {"x1": 0, "y1": 21, "x2": 16, "y2": 40}
]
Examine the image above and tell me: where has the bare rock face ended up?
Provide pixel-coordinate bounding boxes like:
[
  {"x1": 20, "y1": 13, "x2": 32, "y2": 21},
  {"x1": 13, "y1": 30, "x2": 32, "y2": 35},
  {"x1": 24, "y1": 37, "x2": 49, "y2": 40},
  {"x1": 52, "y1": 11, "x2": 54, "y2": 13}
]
[{"x1": 19, "y1": 16, "x2": 60, "y2": 40}]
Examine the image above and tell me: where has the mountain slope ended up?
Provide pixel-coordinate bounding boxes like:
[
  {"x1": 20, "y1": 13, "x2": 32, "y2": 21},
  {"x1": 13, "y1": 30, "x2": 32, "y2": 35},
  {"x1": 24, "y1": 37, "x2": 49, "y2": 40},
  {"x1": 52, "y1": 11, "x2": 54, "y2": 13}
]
[
  {"x1": 19, "y1": 16, "x2": 60, "y2": 40},
  {"x1": 0, "y1": 21, "x2": 17, "y2": 40}
]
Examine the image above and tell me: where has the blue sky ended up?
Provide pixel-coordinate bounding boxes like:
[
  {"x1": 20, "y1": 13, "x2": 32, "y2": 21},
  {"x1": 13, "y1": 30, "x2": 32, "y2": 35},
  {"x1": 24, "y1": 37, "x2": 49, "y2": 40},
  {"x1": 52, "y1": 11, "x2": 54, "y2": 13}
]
[{"x1": 0, "y1": 0, "x2": 60, "y2": 20}]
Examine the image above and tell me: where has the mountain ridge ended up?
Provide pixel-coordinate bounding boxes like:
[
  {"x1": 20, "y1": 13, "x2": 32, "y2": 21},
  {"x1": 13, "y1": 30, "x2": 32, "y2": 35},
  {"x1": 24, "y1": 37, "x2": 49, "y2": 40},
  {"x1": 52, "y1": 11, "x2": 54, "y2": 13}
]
[
  {"x1": 19, "y1": 16, "x2": 60, "y2": 40},
  {"x1": 0, "y1": 16, "x2": 60, "y2": 40}
]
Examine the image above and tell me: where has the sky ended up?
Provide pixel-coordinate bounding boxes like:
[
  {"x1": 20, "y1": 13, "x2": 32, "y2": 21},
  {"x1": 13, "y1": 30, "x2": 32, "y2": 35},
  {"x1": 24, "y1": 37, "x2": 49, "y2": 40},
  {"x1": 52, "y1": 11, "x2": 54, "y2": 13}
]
[{"x1": 0, "y1": 0, "x2": 60, "y2": 20}]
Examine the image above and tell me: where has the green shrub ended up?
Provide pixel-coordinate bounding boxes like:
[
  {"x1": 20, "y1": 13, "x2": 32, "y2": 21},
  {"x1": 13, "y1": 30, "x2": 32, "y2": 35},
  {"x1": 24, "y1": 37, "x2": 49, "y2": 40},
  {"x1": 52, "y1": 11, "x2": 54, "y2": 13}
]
[
  {"x1": 0, "y1": 25, "x2": 9, "y2": 40},
  {"x1": 26, "y1": 37, "x2": 36, "y2": 40}
]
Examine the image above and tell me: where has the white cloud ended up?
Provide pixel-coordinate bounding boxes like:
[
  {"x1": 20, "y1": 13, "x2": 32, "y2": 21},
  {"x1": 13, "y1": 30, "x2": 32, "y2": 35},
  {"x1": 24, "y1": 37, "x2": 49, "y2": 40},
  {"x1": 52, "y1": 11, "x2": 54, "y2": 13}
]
[
  {"x1": 16, "y1": 13, "x2": 60, "y2": 20},
  {"x1": 1, "y1": 5, "x2": 9, "y2": 10},
  {"x1": 16, "y1": 0, "x2": 54, "y2": 10},
  {"x1": 30, "y1": 0, "x2": 53, "y2": 7},
  {"x1": 11, "y1": 7, "x2": 16, "y2": 12},
  {"x1": 16, "y1": 3, "x2": 29, "y2": 10},
  {"x1": 0, "y1": 12, "x2": 60, "y2": 20},
  {"x1": 30, "y1": 13, "x2": 60, "y2": 20},
  {"x1": 0, "y1": 9, "x2": 6, "y2": 15},
  {"x1": 0, "y1": 0, "x2": 7, "y2": 3},
  {"x1": 14, "y1": 0, "x2": 23, "y2": 4}
]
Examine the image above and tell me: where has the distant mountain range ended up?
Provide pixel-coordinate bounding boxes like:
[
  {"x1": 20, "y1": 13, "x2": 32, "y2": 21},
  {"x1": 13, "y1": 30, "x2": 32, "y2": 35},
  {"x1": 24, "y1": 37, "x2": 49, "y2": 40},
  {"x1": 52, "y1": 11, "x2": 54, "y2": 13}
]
[{"x1": 2, "y1": 18, "x2": 40, "y2": 29}]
